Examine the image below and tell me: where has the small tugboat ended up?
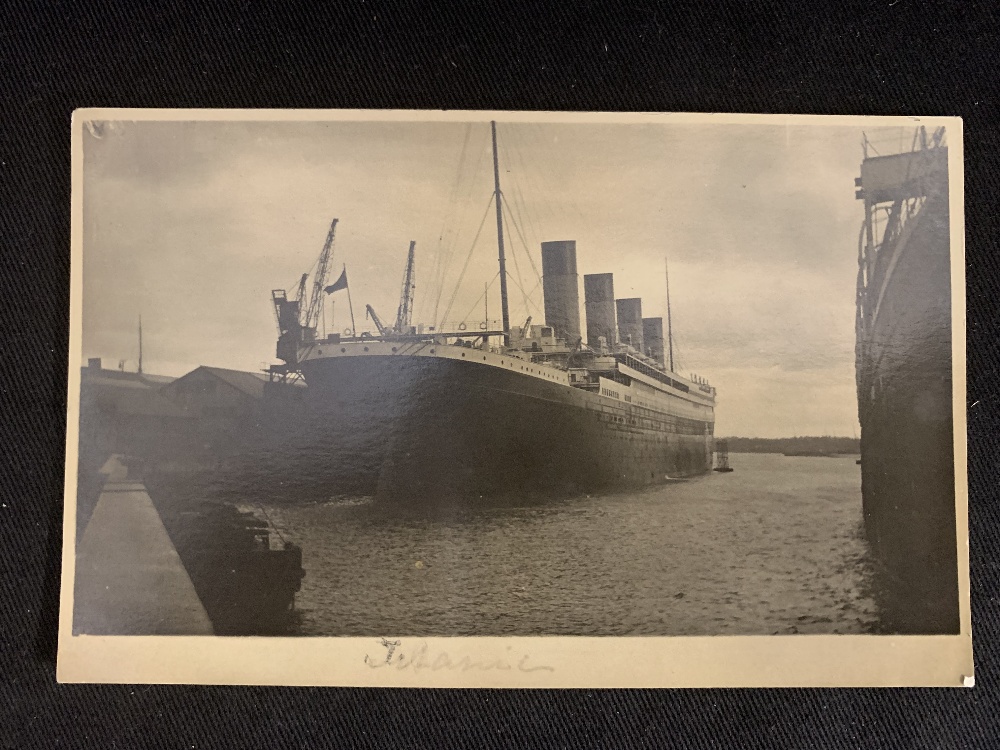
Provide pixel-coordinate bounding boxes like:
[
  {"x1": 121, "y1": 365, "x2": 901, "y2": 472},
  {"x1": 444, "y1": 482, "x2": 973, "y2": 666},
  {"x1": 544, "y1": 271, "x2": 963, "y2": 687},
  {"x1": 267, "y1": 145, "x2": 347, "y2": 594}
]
[
  {"x1": 713, "y1": 439, "x2": 734, "y2": 473},
  {"x1": 140, "y1": 463, "x2": 307, "y2": 635},
  {"x1": 172, "y1": 501, "x2": 306, "y2": 635}
]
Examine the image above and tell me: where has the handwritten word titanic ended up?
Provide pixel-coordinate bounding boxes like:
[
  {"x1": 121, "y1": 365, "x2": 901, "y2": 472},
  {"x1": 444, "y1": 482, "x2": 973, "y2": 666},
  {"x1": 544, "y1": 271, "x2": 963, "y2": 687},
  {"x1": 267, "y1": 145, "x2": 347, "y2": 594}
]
[{"x1": 364, "y1": 639, "x2": 555, "y2": 674}]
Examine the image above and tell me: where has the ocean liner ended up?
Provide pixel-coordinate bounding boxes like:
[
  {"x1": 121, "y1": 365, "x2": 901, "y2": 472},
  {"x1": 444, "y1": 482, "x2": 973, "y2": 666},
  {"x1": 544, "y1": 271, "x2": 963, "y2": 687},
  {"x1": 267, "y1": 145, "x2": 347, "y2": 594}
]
[
  {"x1": 267, "y1": 122, "x2": 716, "y2": 499},
  {"x1": 854, "y1": 126, "x2": 959, "y2": 633}
]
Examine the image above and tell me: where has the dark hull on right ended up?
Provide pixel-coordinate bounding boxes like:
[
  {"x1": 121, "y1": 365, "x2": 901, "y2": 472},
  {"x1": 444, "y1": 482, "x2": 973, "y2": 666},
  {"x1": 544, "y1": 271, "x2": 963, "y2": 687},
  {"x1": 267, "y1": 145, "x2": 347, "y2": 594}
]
[{"x1": 855, "y1": 132, "x2": 958, "y2": 634}]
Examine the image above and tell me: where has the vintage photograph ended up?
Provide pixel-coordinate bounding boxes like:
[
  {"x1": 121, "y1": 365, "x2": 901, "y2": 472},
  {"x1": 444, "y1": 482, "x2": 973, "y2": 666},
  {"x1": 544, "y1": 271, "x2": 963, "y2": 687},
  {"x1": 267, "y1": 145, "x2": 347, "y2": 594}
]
[{"x1": 59, "y1": 111, "x2": 969, "y2": 686}]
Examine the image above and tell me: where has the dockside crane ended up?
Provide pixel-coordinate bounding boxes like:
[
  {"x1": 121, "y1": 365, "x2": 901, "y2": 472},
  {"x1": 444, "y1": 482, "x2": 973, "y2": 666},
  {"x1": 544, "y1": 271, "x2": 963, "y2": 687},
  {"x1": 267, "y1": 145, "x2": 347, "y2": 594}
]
[
  {"x1": 395, "y1": 240, "x2": 416, "y2": 334},
  {"x1": 304, "y1": 219, "x2": 339, "y2": 332},
  {"x1": 294, "y1": 272, "x2": 308, "y2": 308},
  {"x1": 271, "y1": 217, "x2": 339, "y2": 365},
  {"x1": 366, "y1": 304, "x2": 390, "y2": 336}
]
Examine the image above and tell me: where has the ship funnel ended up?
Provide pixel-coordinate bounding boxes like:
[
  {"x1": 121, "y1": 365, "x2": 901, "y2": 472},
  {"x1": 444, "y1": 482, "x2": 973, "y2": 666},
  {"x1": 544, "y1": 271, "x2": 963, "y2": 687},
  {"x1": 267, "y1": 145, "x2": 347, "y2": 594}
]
[
  {"x1": 584, "y1": 273, "x2": 616, "y2": 351},
  {"x1": 616, "y1": 298, "x2": 644, "y2": 353},
  {"x1": 541, "y1": 240, "x2": 581, "y2": 343},
  {"x1": 642, "y1": 317, "x2": 666, "y2": 367}
]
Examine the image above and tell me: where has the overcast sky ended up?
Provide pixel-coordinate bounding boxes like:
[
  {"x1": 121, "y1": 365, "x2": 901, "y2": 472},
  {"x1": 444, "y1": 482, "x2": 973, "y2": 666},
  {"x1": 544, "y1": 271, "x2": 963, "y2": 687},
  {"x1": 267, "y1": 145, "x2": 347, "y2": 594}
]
[{"x1": 81, "y1": 116, "x2": 913, "y2": 437}]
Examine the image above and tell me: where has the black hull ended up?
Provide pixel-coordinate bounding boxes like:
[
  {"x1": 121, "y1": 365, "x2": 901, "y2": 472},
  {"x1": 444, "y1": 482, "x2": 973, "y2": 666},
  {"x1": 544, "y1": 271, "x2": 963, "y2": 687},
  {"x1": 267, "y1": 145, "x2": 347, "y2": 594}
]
[
  {"x1": 856, "y1": 188, "x2": 959, "y2": 634},
  {"x1": 296, "y1": 354, "x2": 713, "y2": 501}
]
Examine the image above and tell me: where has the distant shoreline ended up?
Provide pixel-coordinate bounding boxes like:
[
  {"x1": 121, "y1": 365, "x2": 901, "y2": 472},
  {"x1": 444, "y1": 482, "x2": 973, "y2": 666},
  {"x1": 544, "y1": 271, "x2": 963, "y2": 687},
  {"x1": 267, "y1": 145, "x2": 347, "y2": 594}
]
[{"x1": 720, "y1": 436, "x2": 860, "y2": 455}]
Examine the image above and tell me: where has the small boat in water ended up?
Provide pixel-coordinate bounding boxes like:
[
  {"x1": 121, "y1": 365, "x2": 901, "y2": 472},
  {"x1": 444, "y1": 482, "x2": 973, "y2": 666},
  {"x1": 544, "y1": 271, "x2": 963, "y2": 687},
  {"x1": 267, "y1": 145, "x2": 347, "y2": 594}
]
[{"x1": 713, "y1": 439, "x2": 734, "y2": 473}]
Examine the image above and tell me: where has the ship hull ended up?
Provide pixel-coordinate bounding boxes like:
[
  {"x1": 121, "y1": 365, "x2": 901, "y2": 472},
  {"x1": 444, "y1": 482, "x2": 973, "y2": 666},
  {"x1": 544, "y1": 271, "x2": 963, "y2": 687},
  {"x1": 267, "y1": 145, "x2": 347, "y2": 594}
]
[
  {"x1": 296, "y1": 352, "x2": 713, "y2": 501},
  {"x1": 856, "y1": 187, "x2": 959, "y2": 634}
]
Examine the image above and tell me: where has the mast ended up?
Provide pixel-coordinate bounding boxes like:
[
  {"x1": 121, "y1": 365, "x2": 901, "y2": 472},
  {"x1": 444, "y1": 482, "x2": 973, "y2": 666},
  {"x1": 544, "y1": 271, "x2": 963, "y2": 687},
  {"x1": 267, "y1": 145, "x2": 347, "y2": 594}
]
[
  {"x1": 137, "y1": 315, "x2": 143, "y2": 374},
  {"x1": 342, "y1": 264, "x2": 357, "y2": 337},
  {"x1": 664, "y1": 257, "x2": 674, "y2": 372},
  {"x1": 491, "y1": 121, "x2": 511, "y2": 346}
]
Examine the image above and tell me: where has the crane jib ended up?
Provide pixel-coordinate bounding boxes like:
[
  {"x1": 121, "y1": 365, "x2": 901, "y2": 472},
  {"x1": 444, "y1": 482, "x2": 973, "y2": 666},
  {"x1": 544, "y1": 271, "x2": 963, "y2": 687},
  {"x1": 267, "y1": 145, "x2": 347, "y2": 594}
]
[{"x1": 304, "y1": 218, "x2": 339, "y2": 330}]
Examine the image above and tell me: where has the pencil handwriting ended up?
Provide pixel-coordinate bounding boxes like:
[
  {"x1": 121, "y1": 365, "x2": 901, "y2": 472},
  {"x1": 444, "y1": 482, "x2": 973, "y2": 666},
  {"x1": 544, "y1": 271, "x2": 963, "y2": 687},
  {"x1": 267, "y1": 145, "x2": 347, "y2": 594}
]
[{"x1": 363, "y1": 640, "x2": 555, "y2": 674}]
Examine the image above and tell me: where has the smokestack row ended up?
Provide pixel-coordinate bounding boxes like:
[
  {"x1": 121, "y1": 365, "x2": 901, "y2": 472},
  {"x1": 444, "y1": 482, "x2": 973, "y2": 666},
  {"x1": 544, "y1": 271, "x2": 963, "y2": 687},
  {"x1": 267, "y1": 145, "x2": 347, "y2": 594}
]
[
  {"x1": 541, "y1": 241, "x2": 582, "y2": 344},
  {"x1": 642, "y1": 317, "x2": 665, "y2": 367},
  {"x1": 583, "y1": 273, "x2": 616, "y2": 349},
  {"x1": 540, "y1": 241, "x2": 665, "y2": 365},
  {"x1": 615, "y1": 298, "x2": 644, "y2": 353}
]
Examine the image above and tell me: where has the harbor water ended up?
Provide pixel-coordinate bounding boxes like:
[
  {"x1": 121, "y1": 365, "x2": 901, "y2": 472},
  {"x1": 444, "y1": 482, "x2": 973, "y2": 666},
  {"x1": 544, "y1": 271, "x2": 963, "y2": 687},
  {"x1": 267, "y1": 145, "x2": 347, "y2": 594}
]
[{"x1": 250, "y1": 453, "x2": 878, "y2": 637}]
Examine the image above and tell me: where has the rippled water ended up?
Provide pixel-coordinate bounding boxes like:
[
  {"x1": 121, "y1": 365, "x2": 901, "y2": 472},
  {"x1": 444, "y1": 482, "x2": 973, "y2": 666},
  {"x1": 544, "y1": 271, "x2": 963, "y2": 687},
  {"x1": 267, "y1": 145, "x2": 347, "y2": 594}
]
[{"x1": 255, "y1": 453, "x2": 878, "y2": 636}]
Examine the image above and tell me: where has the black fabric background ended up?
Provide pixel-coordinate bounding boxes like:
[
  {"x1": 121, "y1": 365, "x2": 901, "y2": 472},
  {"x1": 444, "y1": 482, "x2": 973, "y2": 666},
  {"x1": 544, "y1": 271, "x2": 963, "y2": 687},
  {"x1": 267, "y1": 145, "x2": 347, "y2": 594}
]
[{"x1": 2, "y1": 1, "x2": 998, "y2": 747}]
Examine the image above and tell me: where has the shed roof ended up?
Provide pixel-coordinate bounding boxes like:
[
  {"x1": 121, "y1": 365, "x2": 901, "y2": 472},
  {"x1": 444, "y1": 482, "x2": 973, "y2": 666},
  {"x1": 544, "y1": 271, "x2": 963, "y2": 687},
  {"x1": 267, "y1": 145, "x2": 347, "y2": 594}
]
[
  {"x1": 165, "y1": 366, "x2": 270, "y2": 400},
  {"x1": 82, "y1": 378, "x2": 191, "y2": 419}
]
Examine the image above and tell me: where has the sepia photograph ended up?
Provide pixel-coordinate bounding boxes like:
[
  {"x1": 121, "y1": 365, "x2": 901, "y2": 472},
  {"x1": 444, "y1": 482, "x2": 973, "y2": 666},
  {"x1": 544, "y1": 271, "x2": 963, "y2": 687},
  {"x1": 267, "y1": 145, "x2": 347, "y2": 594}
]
[{"x1": 58, "y1": 110, "x2": 970, "y2": 687}]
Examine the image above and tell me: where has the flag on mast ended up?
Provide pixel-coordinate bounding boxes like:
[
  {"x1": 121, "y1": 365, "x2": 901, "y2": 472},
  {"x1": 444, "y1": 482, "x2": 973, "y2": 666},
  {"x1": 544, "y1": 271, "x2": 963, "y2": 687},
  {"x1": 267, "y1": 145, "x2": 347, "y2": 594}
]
[{"x1": 325, "y1": 267, "x2": 348, "y2": 294}]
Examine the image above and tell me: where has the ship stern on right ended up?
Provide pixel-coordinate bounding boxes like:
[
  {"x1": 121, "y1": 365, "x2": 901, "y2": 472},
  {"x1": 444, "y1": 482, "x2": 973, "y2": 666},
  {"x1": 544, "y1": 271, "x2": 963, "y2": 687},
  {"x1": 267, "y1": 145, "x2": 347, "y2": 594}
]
[{"x1": 854, "y1": 126, "x2": 959, "y2": 634}]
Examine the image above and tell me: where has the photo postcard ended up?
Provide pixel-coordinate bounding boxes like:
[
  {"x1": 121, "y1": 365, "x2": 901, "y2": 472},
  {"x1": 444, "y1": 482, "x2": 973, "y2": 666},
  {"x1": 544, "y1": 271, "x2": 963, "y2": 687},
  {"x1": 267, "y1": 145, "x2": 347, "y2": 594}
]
[{"x1": 58, "y1": 109, "x2": 971, "y2": 687}]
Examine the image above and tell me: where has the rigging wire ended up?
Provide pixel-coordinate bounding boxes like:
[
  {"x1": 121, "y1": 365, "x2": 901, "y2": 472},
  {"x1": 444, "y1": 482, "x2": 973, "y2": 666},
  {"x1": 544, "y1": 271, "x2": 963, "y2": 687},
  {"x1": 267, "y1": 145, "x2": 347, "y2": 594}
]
[
  {"x1": 504, "y1": 270, "x2": 542, "y2": 316},
  {"x1": 495, "y1": 128, "x2": 547, "y2": 322},
  {"x1": 438, "y1": 195, "x2": 495, "y2": 328},
  {"x1": 429, "y1": 123, "x2": 474, "y2": 323},
  {"x1": 501, "y1": 200, "x2": 544, "y2": 320},
  {"x1": 669, "y1": 330, "x2": 684, "y2": 374},
  {"x1": 506, "y1": 123, "x2": 587, "y2": 299},
  {"x1": 458, "y1": 271, "x2": 500, "y2": 324},
  {"x1": 501, "y1": 196, "x2": 543, "y2": 287},
  {"x1": 517, "y1": 124, "x2": 561, "y2": 238},
  {"x1": 501, "y1": 197, "x2": 544, "y2": 310},
  {"x1": 432, "y1": 125, "x2": 486, "y2": 320},
  {"x1": 501, "y1": 203, "x2": 532, "y2": 319},
  {"x1": 430, "y1": 126, "x2": 491, "y2": 324},
  {"x1": 503, "y1": 127, "x2": 544, "y2": 250}
]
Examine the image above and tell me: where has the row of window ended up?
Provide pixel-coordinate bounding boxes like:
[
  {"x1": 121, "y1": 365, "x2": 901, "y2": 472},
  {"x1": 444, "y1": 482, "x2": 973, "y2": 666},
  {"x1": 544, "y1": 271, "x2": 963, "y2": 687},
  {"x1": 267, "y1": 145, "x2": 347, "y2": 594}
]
[
  {"x1": 457, "y1": 351, "x2": 565, "y2": 381},
  {"x1": 319, "y1": 344, "x2": 567, "y2": 383},
  {"x1": 613, "y1": 353, "x2": 692, "y2": 393},
  {"x1": 600, "y1": 381, "x2": 710, "y2": 423},
  {"x1": 625, "y1": 396, "x2": 704, "y2": 424},
  {"x1": 596, "y1": 411, "x2": 708, "y2": 436}
]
